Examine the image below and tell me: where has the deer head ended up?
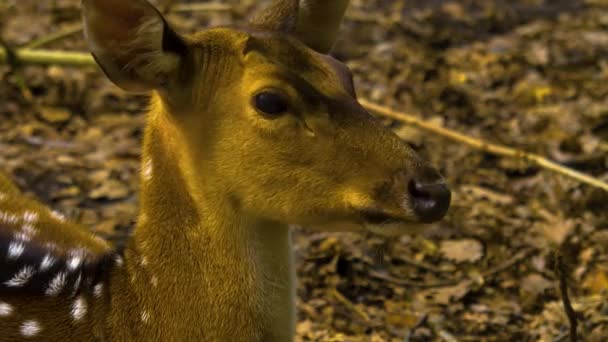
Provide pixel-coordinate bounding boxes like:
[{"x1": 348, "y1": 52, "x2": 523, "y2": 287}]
[{"x1": 82, "y1": 0, "x2": 450, "y2": 236}]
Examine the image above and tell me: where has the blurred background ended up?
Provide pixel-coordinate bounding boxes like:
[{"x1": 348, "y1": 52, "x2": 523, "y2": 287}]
[{"x1": 1, "y1": 0, "x2": 607, "y2": 340}]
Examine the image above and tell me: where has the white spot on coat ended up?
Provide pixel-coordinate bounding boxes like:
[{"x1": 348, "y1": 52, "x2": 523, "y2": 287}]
[
  {"x1": 67, "y1": 256, "x2": 83, "y2": 271},
  {"x1": 67, "y1": 249, "x2": 86, "y2": 271},
  {"x1": 22, "y1": 211, "x2": 38, "y2": 223},
  {"x1": 93, "y1": 283, "x2": 104, "y2": 298},
  {"x1": 71, "y1": 273, "x2": 82, "y2": 296},
  {"x1": 20, "y1": 320, "x2": 42, "y2": 337},
  {"x1": 150, "y1": 275, "x2": 158, "y2": 288},
  {"x1": 14, "y1": 232, "x2": 31, "y2": 242},
  {"x1": 0, "y1": 301, "x2": 13, "y2": 317},
  {"x1": 0, "y1": 211, "x2": 19, "y2": 224},
  {"x1": 5, "y1": 266, "x2": 35, "y2": 287},
  {"x1": 115, "y1": 255, "x2": 124, "y2": 266},
  {"x1": 50, "y1": 210, "x2": 66, "y2": 222},
  {"x1": 45, "y1": 272, "x2": 66, "y2": 296},
  {"x1": 40, "y1": 254, "x2": 55, "y2": 271},
  {"x1": 142, "y1": 159, "x2": 153, "y2": 182},
  {"x1": 21, "y1": 223, "x2": 37, "y2": 237},
  {"x1": 7, "y1": 241, "x2": 26, "y2": 259},
  {"x1": 141, "y1": 310, "x2": 150, "y2": 324},
  {"x1": 71, "y1": 296, "x2": 87, "y2": 321}
]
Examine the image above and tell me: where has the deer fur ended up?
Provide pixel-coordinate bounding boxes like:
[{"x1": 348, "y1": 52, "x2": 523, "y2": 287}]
[{"x1": 0, "y1": 0, "x2": 450, "y2": 340}]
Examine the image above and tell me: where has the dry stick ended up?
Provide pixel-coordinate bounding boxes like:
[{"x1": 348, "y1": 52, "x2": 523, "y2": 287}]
[
  {"x1": 557, "y1": 254, "x2": 579, "y2": 342},
  {"x1": 329, "y1": 287, "x2": 371, "y2": 323},
  {"x1": 0, "y1": 49, "x2": 96, "y2": 67},
  {"x1": 360, "y1": 99, "x2": 608, "y2": 193},
  {"x1": 24, "y1": 23, "x2": 84, "y2": 49},
  {"x1": 1, "y1": 48, "x2": 608, "y2": 194},
  {"x1": 368, "y1": 270, "x2": 461, "y2": 288},
  {"x1": 481, "y1": 247, "x2": 535, "y2": 278}
]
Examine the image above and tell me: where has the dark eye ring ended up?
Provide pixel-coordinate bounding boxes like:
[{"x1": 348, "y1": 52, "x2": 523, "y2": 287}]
[{"x1": 253, "y1": 91, "x2": 289, "y2": 117}]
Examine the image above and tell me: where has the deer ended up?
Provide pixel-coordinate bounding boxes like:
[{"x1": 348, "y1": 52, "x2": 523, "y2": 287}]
[{"x1": 0, "y1": 0, "x2": 451, "y2": 340}]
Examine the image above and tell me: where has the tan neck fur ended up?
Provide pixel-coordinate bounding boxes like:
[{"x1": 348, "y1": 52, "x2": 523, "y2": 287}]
[{"x1": 110, "y1": 98, "x2": 295, "y2": 341}]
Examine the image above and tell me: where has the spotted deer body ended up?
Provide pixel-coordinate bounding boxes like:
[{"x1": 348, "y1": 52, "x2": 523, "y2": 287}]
[{"x1": 0, "y1": 0, "x2": 451, "y2": 340}]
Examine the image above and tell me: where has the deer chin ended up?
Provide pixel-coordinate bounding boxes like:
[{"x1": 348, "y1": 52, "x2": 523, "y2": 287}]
[
  {"x1": 302, "y1": 209, "x2": 428, "y2": 236},
  {"x1": 357, "y1": 208, "x2": 429, "y2": 236},
  {"x1": 363, "y1": 221, "x2": 427, "y2": 237}
]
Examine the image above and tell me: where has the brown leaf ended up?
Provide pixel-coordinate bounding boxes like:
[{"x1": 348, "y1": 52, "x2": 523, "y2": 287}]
[
  {"x1": 440, "y1": 238, "x2": 484, "y2": 263},
  {"x1": 583, "y1": 268, "x2": 608, "y2": 295},
  {"x1": 38, "y1": 106, "x2": 72, "y2": 124},
  {"x1": 521, "y1": 274, "x2": 552, "y2": 295},
  {"x1": 89, "y1": 180, "x2": 129, "y2": 200}
]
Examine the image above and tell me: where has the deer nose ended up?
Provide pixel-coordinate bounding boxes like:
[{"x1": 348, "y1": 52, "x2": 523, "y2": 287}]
[{"x1": 408, "y1": 179, "x2": 451, "y2": 223}]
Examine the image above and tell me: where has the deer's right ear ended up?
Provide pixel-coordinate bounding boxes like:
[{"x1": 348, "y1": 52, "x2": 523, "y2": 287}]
[{"x1": 82, "y1": 0, "x2": 187, "y2": 92}]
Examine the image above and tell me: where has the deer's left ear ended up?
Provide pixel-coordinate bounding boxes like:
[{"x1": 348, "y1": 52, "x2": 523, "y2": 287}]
[
  {"x1": 82, "y1": 0, "x2": 188, "y2": 92},
  {"x1": 250, "y1": 0, "x2": 299, "y2": 33},
  {"x1": 294, "y1": 0, "x2": 350, "y2": 53},
  {"x1": 250, "y1": 0, "x2": 349, "y2": 54}
]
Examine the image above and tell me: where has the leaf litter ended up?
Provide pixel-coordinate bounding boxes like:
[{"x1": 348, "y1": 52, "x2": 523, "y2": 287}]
[{"x1": 1, "y1": 0, "x2": 607, "y2": 340}]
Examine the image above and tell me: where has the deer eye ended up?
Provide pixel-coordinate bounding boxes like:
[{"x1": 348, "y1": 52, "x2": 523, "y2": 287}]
[{"x1": 254, "y1": 91, "x2": 289, "y2": 117}]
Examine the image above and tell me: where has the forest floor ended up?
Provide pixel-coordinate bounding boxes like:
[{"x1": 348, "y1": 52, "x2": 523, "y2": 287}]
[{"x1": 1, "y1": 0, "x2": 607, "y2": 340}]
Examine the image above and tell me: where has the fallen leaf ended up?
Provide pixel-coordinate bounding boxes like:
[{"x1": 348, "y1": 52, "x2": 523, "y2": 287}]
[
  {"x1": 89, "y1": 179, "x2": 129, "y2": 200},
  {"x1": 583, "y1": 268, "x2": 608, "y2": 295},
  {"x1": 38, "y1": 106, "x2": 72, "y2": 124},
  {"x1": 521, "y1": 274, "x2": 552, "y2": 295},
  {"x1": 440, "y1": 238, "x2": 484, "y2": 263}
]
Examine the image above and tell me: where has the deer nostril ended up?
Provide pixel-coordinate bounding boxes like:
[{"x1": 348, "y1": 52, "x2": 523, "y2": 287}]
[{"x1": 408, "y1": 179, "x2": 451, "y2": 223}]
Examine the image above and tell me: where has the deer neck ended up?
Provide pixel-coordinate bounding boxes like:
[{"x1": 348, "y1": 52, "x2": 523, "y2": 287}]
[{"x1": 115, "y1": 98, "x2": 295, "y2": 340}]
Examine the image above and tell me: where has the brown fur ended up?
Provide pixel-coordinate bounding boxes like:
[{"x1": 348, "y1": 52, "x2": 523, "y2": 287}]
[{"x1": 0, "y1": 0, "x2": 449, "y2": 340}]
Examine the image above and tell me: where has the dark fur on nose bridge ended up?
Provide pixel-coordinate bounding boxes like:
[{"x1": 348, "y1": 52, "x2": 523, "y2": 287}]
[{"x1": 372, "y1": 169, "x2": 409, "y2": 201}]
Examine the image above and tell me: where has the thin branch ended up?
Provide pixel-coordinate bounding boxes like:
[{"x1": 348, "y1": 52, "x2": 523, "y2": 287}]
[
  {"x1": 0, "y1": 49, "x2": 95, "y2": 67},
  {"x1": 369, "y1": 270, "x2": 461, "y2": 288},
  {"x1": 556, "y1": 254, "x2": 579, "y2": 342},
  {"x1": 2, "y1": 48, "x2": 608, "y2": 194},
  {"x1": 359, "y1": 99, "x2": 608, "y2": 193},
  {"x1": 23, "y1": 23, "x2": 83, "y2": 49},
  {"x1": 329, "y1": 287, "x2": 371, "y2": 323},
  {"x1": 403, "y1": 314, "x2": 429, "y2": 342},
  {"x1": 481, "y1": 248, "x2": 535, "y2": 278}
]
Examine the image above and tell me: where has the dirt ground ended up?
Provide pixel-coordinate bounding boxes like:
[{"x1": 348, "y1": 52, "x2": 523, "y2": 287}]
[{"x1": 1, "y1": 0, "x2": 607, "y2": 340}]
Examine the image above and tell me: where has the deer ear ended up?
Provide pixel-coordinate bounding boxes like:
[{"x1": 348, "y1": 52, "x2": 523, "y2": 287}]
[
  {"x1": 250, "y1": 0, "x2": 299, "y2": 33},
  {"x1": 82, "y1": 0, "x2": 187, "y2": 92},
  {"x1": 294, "y1": 0, "x2": 350, "y2": 53}
]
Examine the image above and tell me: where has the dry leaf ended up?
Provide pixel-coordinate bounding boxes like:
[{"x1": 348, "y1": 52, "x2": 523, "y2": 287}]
[{"x1": 440, "y1": 238, "x2": 484, "y2": 263}]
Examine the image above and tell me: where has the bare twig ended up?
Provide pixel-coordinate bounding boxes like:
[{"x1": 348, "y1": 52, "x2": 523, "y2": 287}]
[
  {"x1": 369, "y1": 270, "x2": 461, "y2": 288},
  {"x1": 2, "y1": 48, "x2": 608, "y2": 194},
  {"x1": 403, "y1": 314, "x2": 428, "y2": 342},
  {"x1": 428, "y1": 318, "x2": 458, "y2": 342},
  {"x1": 399, "y1": 255, "x2": 454, "y2": 274},
  {"x1": 556, "y1": 254, "x2": 579, "y2": 342},
  {"x1": 481, "y1": 248, "x2": 535, "y2": 278},
  {"x1": 330, "y1": 288, "x2": 370, "y2": 323},
  {"x1": 23, "y1": 23, "x2": 83, "y2": 49},
  {"x1": 360, "y1": 99, "x2": 608, "y2": 193},
  {"x1": 0, "y1": 49, "x2": 95, "y2": 67}
]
